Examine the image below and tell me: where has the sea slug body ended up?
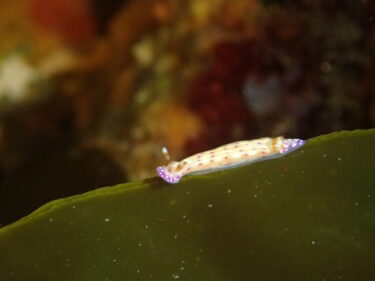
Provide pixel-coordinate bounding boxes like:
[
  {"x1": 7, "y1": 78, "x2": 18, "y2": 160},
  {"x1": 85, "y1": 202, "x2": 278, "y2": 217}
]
[{"x1": 157, "y1": 137, "x2": 305, "y2": 184}]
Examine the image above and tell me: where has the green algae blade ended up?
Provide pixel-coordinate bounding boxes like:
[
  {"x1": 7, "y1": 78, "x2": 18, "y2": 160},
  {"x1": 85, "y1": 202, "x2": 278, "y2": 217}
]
[{"x1": 0, "y1": 129, "x2": 375, "y2": 281}]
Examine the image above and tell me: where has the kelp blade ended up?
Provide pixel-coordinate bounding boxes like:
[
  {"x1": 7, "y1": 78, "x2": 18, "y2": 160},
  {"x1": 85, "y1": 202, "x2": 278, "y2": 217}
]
[{"x1": 0, "y1": 129, "x2": 375, "y2": 280}]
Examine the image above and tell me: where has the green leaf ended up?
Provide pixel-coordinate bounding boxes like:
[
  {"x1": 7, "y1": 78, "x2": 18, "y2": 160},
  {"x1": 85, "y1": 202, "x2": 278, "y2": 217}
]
[{"x1": 1, "y1": 129, "x2": 375, "y2": 281}]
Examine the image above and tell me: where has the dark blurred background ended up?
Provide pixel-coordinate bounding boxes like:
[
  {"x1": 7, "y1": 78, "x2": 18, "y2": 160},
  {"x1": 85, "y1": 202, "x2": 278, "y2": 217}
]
[{"x1": 0, "y1": 0, "x2": 374, "y2": 226}]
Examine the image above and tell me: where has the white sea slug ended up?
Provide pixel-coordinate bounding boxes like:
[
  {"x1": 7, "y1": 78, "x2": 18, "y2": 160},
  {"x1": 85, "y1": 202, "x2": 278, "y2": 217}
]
[{"x1": 157, "y1": 137, "x2": 305, "y2": 184}]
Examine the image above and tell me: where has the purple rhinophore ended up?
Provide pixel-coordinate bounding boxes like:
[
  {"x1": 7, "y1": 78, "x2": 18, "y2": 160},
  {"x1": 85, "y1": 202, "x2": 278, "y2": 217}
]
[
  {"x1": 280, "y1": 139, "x2": 305, "y2": 154},
  {"x1": 156, "y1": 166, "x2": 181, "y2": 184}
]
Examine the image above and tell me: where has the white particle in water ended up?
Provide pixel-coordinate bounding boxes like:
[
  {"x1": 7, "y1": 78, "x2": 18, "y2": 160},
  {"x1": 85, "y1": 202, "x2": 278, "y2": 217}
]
[
  {"x1": 49, "y1": 218, "x2": 53, "y2": 222},
  {"x1": 312, "y1": 240, "x2": 316, "y2": 245},
  {"x1": 254, "y1": 194, "x2": 258, "y2": 198},
  {"x1": 337, "y1": 157, "x2": 342, "y2": 161},
  {"x1": 323, "y1": 153, "x2": 327, "y2": 158},
  {"x1": 354, "y1": 202, "x2": 359, "y2": 207},
  {"x1": 172, "y1": 274, "x2": 180, "y2": 279},
  {"x1": 104, "y1": 218, "x2": 111, "y2": 222},
  {"x1": 138, "y1": 243, "x2": 142, "y2": 247},
  {"x1": 180, "y1": 267, "x2": 185, "y2": 271},
  {"x1": 227, "y1": 189, "x2": 232, "y2": 194},
  {"x1": 208, "y1": 204, "x2": 213, "y2": 208}
]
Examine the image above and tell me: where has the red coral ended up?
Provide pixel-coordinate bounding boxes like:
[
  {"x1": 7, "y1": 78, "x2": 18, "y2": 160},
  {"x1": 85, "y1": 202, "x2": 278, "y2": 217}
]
[
  {"x1": 29, "y1": 0, "x2": 95, "y2": 44},
  {"x1": 187, "y1": 41, "x2": 259, "y2": 154}
]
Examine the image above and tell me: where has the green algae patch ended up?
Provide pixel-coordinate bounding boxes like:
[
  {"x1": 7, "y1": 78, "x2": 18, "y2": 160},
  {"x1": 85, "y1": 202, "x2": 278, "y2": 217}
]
[{"x1": 1, "y1": 129, "x2": 375, "y2": 281}]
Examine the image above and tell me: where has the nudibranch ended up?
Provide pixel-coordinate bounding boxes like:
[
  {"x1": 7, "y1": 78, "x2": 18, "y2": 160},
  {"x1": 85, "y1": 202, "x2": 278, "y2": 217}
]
[{"x1": 157, "y1": 137, "x2": 305, "y2": 184}]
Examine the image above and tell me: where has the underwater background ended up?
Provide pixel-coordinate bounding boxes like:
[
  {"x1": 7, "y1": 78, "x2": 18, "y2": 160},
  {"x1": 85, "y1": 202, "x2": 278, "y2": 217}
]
[{"x1": 0, "y1": 1, "x2": 374, "y2": 280}]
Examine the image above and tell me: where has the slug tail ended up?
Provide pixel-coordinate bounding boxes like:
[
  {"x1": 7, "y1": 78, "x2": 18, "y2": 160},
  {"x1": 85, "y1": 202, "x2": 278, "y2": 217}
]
[{"x1": 280, "y1": 139, "x2": 305, "y2": 154}]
